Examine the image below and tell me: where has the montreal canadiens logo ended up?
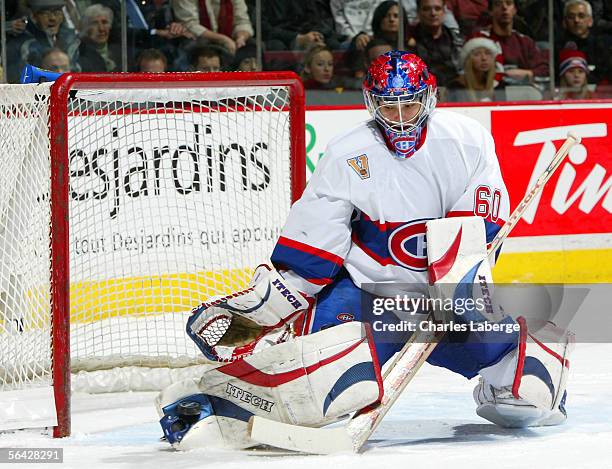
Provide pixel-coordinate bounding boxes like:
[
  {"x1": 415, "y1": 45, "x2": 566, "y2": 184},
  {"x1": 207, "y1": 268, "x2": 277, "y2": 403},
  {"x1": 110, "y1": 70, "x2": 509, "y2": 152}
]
[
  {"x1": 336, "y1": 313, "x2": 355, "y2": 322},
  {"x1": 392, "y1": 136, "x2": 411, "y2": 153},
  {"x1": 388, "y1": 219, "x2": 429, "y2": 271}
]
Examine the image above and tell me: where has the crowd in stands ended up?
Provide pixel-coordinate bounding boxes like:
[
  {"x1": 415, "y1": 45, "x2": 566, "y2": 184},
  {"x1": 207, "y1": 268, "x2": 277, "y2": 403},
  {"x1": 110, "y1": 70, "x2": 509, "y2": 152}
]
[{"x1": 3, "y1": 0, "x2": 612, "y2": 101}]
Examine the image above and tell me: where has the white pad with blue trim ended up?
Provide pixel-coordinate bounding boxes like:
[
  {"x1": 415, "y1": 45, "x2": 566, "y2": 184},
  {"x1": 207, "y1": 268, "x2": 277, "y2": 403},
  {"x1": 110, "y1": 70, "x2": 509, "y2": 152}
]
[
  {"x1": 156, "y1": 321, "x2": 382, "y2": 450},
  {"x1": 426, "y1": 216, "x2": 504, "y2": 323},
  {"x1": 475, "y1": 318, "x2": 574, "y2": 428}
]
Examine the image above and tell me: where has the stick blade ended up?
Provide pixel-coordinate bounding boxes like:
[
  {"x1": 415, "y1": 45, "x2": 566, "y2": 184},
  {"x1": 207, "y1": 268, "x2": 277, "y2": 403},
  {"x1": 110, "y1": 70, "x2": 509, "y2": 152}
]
[{"x1": 248, "y1": 416, "x2": 355, "y2": 454}]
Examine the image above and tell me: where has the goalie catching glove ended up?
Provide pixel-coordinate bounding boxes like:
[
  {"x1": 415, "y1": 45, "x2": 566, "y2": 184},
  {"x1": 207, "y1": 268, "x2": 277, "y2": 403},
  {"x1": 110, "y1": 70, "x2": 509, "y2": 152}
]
[{"x1": 186, "y1": 265, "x2": 309, "y2": 361}]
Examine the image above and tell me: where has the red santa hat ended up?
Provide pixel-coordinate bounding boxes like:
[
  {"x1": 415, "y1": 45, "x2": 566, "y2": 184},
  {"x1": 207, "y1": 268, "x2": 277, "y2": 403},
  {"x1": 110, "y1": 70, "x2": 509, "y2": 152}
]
[{"x1": 559, "y1": 48, "x2": 589, "y2": 76}]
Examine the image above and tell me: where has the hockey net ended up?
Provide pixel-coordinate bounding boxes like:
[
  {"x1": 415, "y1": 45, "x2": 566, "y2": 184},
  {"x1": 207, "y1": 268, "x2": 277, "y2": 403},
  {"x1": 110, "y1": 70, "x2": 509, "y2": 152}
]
[{"x1": 0, "y1": 72, "x2": 305, "y2": 437}]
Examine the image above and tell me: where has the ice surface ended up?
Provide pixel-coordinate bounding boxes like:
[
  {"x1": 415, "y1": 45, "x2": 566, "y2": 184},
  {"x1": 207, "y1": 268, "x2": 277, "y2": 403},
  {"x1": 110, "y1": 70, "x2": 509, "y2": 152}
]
[{"x1": 1, "y1": 343, "x2": 610, "y2": 469}]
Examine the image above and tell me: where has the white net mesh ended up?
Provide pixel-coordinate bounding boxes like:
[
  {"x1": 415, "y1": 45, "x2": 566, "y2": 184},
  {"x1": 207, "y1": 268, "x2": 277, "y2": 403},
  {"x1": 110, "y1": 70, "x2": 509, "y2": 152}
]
[
  {"x1": 0, "y1": 78, "x2": 297, "y2": 397},
  {"x1": 0, "y1": 84, "x2": 52, "y2": 393}
]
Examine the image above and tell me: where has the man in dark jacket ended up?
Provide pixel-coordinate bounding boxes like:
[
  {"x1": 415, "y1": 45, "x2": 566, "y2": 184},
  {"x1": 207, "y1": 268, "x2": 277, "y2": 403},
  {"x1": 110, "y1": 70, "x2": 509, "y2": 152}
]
[
  {"x1": 408, "y1": 0, "x2": 464, "y2": 86},
  {"x1": 7, "y1": 0, "x2": 80, "y2": 82},
  {"x1": 255, "y1": 0, "x2": 340, "y2": 50},
  {"x1": 556, "y1": 0, "x2": 612, "y2": 84},
  {"x1": 474, "y1": 0, "x2": 549, "y2": 84}
]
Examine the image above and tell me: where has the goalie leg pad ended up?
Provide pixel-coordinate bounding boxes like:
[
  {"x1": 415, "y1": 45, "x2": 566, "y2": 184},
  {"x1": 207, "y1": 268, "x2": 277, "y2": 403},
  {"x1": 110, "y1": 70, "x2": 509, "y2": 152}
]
[
  {"x1": 474, "y1": 317, "x2": 574, "y2": 428},
  {"x1": 158, "y1": 321, "x2": 383, "y2": 450}
]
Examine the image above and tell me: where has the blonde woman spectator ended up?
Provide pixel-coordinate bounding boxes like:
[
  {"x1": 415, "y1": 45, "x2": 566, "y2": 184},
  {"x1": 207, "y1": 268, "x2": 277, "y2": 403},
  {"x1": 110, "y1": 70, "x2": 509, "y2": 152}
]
[{"x1": 447, "y1": 37, "x2": 504, "y2": 102}]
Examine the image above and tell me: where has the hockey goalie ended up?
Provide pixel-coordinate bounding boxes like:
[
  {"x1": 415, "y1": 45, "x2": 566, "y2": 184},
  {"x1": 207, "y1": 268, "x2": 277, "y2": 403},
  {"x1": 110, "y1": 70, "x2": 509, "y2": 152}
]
[{"x1": 156, "y1": 51, "x2": 574, "y2": 451}]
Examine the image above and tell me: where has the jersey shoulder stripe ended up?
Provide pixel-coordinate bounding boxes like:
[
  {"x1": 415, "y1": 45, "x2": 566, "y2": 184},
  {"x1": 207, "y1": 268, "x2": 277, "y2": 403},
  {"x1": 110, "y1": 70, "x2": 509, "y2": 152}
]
[{"x1": 271, "y1": 236, "x2": 343, "y2": 285}]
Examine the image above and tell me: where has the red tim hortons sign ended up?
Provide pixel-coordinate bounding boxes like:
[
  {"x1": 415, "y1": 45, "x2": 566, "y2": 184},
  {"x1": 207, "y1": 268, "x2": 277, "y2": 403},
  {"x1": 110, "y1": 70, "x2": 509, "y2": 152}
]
[{"x1": 491, "y1": 108, "x2": 612, "y2": 237}]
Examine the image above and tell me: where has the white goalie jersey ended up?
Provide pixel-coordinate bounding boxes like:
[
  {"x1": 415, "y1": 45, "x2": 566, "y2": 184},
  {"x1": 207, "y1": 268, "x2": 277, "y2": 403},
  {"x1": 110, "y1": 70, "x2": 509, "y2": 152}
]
[{"x1": 271, "y1": 110, "x2": 510, "y2": 296}]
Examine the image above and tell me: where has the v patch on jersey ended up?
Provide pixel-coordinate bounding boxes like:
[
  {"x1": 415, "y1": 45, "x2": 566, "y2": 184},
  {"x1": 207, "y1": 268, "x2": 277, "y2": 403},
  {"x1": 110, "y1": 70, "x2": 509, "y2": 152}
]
[{"x1": 347, "y1": 155, "x2": 370, "y2": 179}]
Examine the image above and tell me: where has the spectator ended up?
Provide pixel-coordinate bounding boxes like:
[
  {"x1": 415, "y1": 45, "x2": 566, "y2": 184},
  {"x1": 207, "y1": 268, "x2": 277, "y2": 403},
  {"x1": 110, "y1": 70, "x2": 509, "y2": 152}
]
[
  {"x1": 447, "y1": 36, "x2": 504, "y2": 101},
  {"x1": 560, "y1": 1, "x2": 593, "y2": 44},
  {"x1": 370, "y1": 1, "x2": 405, "y2": 46},
  {"x1": 556, "y1": 47, "x2": 594, "y2": 99},
  {"x1": 135, "y1": 0, "x2": 194, "y2": 71},
  {"x1": 401, "y1": 0, "x2": 459, "y2": 30},
  {"x1": 300, "y1": 45, "x2": 339, "y2": 89},
  {"x1": 446, "y1": 0, "x2": 489, "y2": 36},
  {"x1": 474, "y1": 0, "x2": 549, "y2": 84},
  {"x1": 556, "y1": 0, "x2": 611, "y2": 84},
  {"x1": 256, "y1": 0, "x2": 340, "y2": 51},
  {"x1": 172, "y1": 0, "x2": 253, "y2": 56},
  {"x1": 6, "y1": 0, "x2": 80, "y2": 82},
  {"x1": 69, "y1": 0, "x2": 122, "y2": 39},
  {"x1": 512, "y1": 0, "x2": 555, "y2": 42},
  {"x1": 330, "y1": 0, "x2": 380, "y2": 48},
  {"x1": 5, "y1": 16, "x2": 29, "y2": 36},
  {"x1": 406, "y1": 0, "x2": 464, "y2": 86},
  {"x1": 330, "y1": 0, "x2": 457, "y2": 49},
  {"x1": 41, "y1": 46, "x2": 71, "y2": 71},
  {"x1": 78, "y1": 4, "x2": 122, "y2": 72},
  {"x1": 232, "y1": 43, "x2": 260, "y2": 71},
  {"x1": 590, "y1": 0, "x2": 612, "y2": 34},
  {"x1": 190, "y1": 45, "x2": 222, "y2": 72},
  {"x1": 347, "y1": 1, "x2": 404, "y2": 55},
  {"x1": 365, "y1": 37, "x2": 393, "y2": 65},
  {"x1": 136, "y1": 48, "x2": 168, "y2": 72},
  {"x1": 345, "y1": 1, "x2": 408, "y2": 80},
  {"x1": 344, "y1": 38, "x2": 392, "y2": 89}
]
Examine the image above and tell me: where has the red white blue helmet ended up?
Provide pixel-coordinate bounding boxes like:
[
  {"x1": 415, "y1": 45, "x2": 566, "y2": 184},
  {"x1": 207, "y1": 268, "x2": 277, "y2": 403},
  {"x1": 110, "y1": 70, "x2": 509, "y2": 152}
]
[{"x1": 363, "y1": 51, "x2": 437, "y2": 159}]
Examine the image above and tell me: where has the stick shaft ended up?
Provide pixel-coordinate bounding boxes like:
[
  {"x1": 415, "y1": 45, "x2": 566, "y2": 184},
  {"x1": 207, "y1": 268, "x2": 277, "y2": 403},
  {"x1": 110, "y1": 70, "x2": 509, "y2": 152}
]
[{"x1": 487, "y1": 134, "x2": 580, "y2": 261}]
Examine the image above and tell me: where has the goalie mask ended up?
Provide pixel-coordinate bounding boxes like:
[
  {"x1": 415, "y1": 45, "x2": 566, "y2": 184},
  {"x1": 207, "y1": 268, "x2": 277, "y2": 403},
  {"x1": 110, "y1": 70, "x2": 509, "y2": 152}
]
[{"x1": 363, "y1": 51, "x2": 437, "y2": 159}]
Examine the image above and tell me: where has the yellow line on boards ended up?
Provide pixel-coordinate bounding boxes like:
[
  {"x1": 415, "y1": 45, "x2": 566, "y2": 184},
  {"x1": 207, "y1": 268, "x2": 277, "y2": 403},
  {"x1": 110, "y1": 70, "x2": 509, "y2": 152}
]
[
  {"x1": 69, "y1": 268, "x2": 254, "y2": 323},
  {"x1": 494, "y1": 249, "x2": 612, "y2": 283}
]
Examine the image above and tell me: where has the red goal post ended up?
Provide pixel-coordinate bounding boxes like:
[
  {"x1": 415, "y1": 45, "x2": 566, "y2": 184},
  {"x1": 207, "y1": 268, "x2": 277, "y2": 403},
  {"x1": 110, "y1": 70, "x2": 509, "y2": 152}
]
[{"x1": 0, "y1": 72, "x2": 305, "y2": 438}]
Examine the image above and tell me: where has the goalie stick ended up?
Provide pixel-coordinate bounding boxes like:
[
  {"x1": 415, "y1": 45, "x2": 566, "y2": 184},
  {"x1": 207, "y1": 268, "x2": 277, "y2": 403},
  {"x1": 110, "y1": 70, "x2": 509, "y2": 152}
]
[{"x1": 248, "y1": 133, "x2": 581, "y2": 454}]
